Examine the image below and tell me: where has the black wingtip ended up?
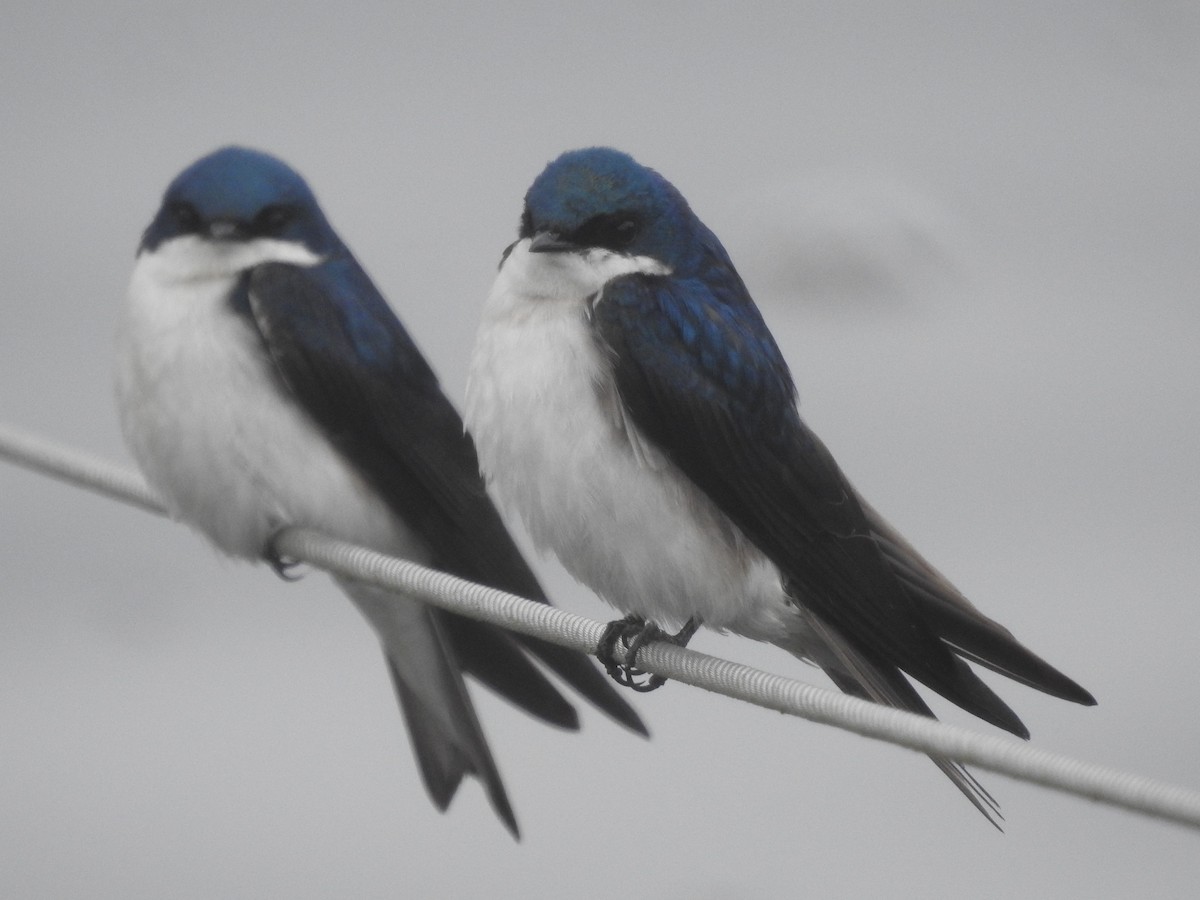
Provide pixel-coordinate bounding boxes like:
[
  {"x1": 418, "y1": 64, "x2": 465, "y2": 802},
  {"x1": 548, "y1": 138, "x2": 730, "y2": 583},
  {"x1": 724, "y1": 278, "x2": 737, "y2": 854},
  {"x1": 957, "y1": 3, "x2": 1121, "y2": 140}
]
[
  {"x1": 947, "y1": 657, "x2": 1032, "y2": 740},
  {"x1": 1054, "y1": 680, "x2": 1097, "y2": 708},
  {"x1": 443, "y1": 615, "x2": 585, "y2": 730},
  {"x1": 1044, "y1": 663, "x2": 1096, "y2": 707},
  {"x1": 624, "y1": 710, "x2": 652, "y2": 739},
  {"x1": 940, "y1": 630, "x2": 1099, "y2": 709},
  {"x1": 517, "y1": 635, "x2": 650, "y2": 737},
  {"x1": 488, "y1": 783, "x2": 521, "y2": 841},
  {"x1": 602, "y1": 699, "x2": 651, "y2": 738}
]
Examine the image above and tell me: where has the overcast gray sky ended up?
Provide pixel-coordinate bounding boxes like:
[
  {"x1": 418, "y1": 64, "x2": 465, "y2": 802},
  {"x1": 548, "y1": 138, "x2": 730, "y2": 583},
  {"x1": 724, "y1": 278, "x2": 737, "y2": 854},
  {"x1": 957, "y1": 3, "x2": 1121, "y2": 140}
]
[{"x1": 3, "y1": 3, "x2": 1199, "y2": 897}]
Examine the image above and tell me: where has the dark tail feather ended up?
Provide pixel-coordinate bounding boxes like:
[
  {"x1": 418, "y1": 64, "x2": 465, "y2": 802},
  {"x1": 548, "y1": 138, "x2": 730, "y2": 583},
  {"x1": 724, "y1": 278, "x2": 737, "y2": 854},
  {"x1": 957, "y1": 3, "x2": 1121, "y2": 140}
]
[
  {"x1": 386, "y1": 656, "x2": 518, "y2": 837},
  {"x1": 437, "y1": 590, "x2": 648, "y2": 737},
  {"x1": 804, "y1": 617, "x2": 1004, "y2": 828},
  {"x1": 863, "y1": 494, "x2": 1096, "y2": 708},
  {"x1": 441, "y1": 557, "x2": 648, "y2": 737},
  {"x1": 514, "y1": 634, "x2": 650, "y2": 737},
  {"x1": 338, "y1": 577, "x2": 519, "y2": 838},
  {"x1": 894, "y1": 566, "x2": 1096, "y2": 706},
  {"x1": 441, "y1": 614, "x2": 581, "y2": 729},
  {"x1": 919, "y1": 652, "x2": 1030, "y2": 739}
]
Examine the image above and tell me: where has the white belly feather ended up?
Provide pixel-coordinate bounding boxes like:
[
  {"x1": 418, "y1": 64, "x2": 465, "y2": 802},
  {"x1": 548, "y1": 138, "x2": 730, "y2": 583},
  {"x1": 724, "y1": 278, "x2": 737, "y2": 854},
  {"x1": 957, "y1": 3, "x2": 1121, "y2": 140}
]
[
  {"x1": 466, "y1": 240, "x2": 792, "y2": 640},
  {"x1": 115, "y1": 236, "x2": 427, "y2": 564}
]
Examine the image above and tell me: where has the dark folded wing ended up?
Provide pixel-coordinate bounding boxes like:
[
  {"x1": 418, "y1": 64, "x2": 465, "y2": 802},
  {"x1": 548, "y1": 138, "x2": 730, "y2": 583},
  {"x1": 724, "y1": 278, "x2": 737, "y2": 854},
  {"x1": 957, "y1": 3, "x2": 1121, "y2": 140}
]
[
  {"x1": 592, "y1": 261, "x2": 1077, "y2": 735},
  {"x1": 244, "y1": 259, "x2": 646, "y2": 735}
]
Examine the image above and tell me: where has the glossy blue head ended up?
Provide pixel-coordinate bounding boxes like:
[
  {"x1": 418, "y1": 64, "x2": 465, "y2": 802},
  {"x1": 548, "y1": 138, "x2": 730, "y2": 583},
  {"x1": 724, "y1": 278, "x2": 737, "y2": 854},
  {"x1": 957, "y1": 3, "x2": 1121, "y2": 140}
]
[
  {"x1": 519, "y1": 147, "x2": 713, "y2": 275},
  {"x1": 140, "y1": 146, "x2": 338, "y2": 255}
]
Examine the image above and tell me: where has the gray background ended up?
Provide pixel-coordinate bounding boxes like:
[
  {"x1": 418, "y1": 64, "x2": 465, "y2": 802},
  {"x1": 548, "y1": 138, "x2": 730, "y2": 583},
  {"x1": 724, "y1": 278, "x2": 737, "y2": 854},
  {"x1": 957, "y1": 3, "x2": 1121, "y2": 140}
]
[{"x1": 3, "y1": 3, "x2": 1198, "y2": 897}]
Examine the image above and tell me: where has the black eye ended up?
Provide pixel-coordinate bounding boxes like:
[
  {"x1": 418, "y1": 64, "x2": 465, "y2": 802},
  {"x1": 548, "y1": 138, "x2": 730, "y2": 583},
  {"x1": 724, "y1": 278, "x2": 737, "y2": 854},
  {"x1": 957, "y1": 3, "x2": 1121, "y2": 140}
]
[
  {"x1": 519, "y1": 205, "x2": 534, "y2": 239},
  {"x1": 613, "y1": 217, "x2": 639, "y2": 244},
  {"x1": 169, "y1": 201, "x2": 202, "y2": 233},
  {"x1": 575, "y1": 212, "x2": 642, "y2": 252},
  {"x1": 254, "y1": 204, "x2": 295, "y2": 235}
]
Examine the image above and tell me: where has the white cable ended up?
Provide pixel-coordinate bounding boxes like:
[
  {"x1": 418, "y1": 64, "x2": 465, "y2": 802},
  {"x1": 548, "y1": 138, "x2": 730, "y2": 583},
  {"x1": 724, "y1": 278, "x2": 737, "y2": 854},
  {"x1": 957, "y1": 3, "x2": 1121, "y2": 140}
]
[
  {"x1": 3, "y1": 421, "x2": 1200, "y2": 832},
  {"x1": 0, "y1": 423, "x2": 164, "y2": 515}
]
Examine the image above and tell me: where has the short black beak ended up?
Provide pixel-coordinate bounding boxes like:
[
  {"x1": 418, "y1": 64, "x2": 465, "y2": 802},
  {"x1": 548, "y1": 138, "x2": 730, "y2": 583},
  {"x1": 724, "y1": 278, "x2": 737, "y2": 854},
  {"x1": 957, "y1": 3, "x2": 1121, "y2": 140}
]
[{"x1": 528, "y1": 232, "x2": 579, "y2": 254}]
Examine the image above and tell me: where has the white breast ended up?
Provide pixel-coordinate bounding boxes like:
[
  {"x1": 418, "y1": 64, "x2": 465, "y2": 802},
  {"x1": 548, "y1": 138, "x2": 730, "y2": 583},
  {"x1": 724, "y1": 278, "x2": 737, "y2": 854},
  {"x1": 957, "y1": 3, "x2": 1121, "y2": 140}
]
[
  {"x1": 465, "y1": 240, "x2": 791, "y2": 640},
  {"x1": 114, "y1": 236, "x2": 427, "y2": 564}
]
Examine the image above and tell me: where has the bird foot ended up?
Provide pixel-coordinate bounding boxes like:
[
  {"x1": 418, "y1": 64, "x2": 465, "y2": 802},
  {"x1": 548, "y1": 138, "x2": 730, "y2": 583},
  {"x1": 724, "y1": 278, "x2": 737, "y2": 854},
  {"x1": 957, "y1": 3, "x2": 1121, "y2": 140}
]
[
  {"x1": 597, "y1": 615, "x2": 701, "y2": 693},
  {"x1": 264, "y1": 530, "x2": 304, "y2": 581}
]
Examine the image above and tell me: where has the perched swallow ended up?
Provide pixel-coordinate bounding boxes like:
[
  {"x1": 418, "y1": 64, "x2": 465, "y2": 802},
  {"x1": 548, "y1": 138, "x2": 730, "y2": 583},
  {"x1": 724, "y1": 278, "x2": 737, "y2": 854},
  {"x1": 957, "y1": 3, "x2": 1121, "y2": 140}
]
[
  {"x1": 115, "y1": 146, "x2": 646, "y2": 838},
  {"x1": 465, "y1": 146, "x2": 1094, "y2": 822}
]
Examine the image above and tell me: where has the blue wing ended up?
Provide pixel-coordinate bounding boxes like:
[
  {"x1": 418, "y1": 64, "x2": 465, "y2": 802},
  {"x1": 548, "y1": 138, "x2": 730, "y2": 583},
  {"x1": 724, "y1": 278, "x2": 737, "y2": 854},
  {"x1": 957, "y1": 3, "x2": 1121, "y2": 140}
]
[
  {"x1": 239, "y1": 257, "x2": 646, "y2": 778},
  {"x1": 591, "y1": 243, "x2": 1092, "y2": 737}
]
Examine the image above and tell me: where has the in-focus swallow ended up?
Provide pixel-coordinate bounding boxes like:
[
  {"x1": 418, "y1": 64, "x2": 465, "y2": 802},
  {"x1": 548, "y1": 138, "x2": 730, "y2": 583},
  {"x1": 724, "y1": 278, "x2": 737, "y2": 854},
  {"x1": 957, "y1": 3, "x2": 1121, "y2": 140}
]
[{"x1": 465, "y1": 146, "x2": 1094, "y2": 823}]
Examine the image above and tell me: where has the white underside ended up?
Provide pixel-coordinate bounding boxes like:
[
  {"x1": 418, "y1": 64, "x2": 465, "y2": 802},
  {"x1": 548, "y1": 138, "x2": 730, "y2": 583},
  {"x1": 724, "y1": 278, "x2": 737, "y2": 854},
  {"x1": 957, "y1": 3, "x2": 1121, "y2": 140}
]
[
  {"x1": 466, "y1": 239, "x2": 799, "y2": 642},
  {"x1": 114, "y1": 235, "x2": 429, "y2": 565}
]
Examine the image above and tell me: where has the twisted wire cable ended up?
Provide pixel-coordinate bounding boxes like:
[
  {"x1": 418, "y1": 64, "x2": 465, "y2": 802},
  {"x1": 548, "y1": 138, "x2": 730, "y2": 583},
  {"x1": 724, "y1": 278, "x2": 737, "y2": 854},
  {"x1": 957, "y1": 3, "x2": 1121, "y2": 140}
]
[{"x1": 3, "y1": 422, "x2": 1198, "y2": 832}]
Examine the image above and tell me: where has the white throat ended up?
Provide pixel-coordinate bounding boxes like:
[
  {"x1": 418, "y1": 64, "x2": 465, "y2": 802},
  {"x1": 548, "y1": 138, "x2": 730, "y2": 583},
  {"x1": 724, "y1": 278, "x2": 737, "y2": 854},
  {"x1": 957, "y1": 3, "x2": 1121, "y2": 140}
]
[
  {"x1": 138, "y1": 234, "x2": 324, "y2": 284},
  {"x1": 492, "y1": 237, "x2": 671, "y2": 309}
]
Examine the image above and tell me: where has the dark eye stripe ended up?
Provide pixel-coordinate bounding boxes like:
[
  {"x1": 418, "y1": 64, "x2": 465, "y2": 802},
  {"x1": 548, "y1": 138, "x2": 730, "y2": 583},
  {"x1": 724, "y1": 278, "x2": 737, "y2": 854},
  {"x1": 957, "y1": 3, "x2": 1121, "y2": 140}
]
[
  {"x1": 169, "y1": 201, "x2": 202, "y2": 232},
  {"x1": 253, "y1": 204, "x2": 295, "y2": 235},
  {"x1": 573, "y1": 211, "x2": 642, "y2": 252}
]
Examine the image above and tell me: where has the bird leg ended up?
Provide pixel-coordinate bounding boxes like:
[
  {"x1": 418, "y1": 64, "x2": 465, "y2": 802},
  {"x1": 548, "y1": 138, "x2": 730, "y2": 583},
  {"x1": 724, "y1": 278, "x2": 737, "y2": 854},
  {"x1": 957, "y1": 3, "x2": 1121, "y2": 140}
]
[
  {"x1": 263, "y1": 529, "x2": 304, "y2": 581},
  {"x1": 597, "y1": 615, "x2": 701, "y2": 692}
]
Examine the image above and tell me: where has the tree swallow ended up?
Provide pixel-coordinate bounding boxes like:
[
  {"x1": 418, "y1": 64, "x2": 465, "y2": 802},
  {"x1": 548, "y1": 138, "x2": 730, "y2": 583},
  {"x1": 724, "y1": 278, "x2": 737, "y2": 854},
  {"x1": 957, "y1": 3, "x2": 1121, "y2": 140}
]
[
  {"x1": 114, "y1": 146, "x2": 646, "y2": 838},
  {"x1": 465, "y1": 147, "x2": 1095, "y2": 822}
]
